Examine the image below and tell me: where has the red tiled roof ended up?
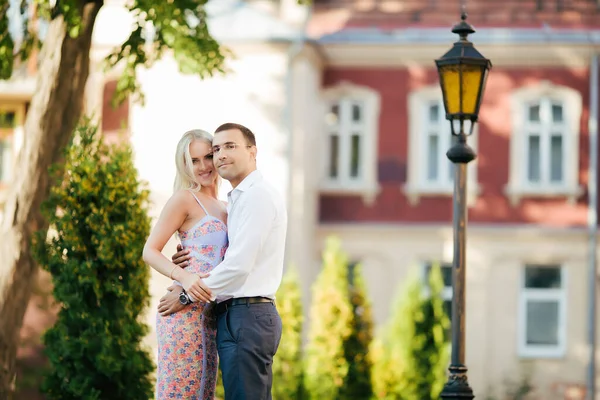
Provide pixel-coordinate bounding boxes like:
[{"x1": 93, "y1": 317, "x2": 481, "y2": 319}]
[{"x1": 308, "y1": 0, "x2": 600, "y2": 38}]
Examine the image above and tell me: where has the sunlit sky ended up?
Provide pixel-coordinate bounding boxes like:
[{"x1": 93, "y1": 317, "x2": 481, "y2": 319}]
[{"x1": 7, "y1": 0, "x2": 24, "y2": 41}]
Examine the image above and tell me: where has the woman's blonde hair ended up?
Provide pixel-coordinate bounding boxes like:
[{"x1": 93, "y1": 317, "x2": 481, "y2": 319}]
[{"x1": 173, "y1": 129, "x2": 216, "y2": 192}]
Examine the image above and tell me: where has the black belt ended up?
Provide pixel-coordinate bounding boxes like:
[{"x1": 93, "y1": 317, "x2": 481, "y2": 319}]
[{"x1": 215, "y1": 296, "x2": 274, "y2": 316}]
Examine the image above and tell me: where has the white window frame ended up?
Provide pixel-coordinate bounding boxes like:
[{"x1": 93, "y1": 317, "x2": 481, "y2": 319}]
[
  {"x1": 518, "y1": 264, "x2": 567, "y2": 358},
  {"x1": 320, "y1": 81, "x2": 381, "y2": 205},
  {"x1": 506, "y1": 81, "x2": 583, "y2": 205},
  {"x1": 404, "y1": 86, "x2": 480, "y2": 205}
]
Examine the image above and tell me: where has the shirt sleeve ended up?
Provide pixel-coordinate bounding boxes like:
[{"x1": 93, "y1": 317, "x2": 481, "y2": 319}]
[{"x1": 202, "y1": 187, "x2": 275, "y2": 296}]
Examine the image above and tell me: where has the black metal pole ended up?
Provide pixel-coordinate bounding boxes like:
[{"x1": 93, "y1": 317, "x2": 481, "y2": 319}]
[{"x1": 440, "y1": 131, "x2": 476, "y2": 400}]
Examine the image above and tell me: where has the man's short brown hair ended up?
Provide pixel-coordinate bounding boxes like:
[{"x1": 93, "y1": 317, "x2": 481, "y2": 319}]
[{"x1": 215, "y1": 123, "x2": 256, "y2": 146}]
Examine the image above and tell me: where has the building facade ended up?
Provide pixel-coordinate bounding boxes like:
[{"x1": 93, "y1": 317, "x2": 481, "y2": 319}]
[
  {"x1": 305, "y1": 0, "x2": 600, "y2": 398},
  {"x1": 3, "y1": 0, "x2": 600, "y2": 398}
]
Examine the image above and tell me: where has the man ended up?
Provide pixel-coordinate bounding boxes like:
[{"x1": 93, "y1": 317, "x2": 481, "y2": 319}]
[{"x1": 164, "y1": 122, "x2": 287, "y2": 400}]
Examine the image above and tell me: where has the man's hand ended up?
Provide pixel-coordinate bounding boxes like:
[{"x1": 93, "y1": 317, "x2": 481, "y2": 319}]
[
  {"x1": 171, "y1": 244, "x2": 192, "y2": 268},
  {"x1": 158, "y1": 284, "x2": 185, "y2": 317},
  {"x1": 180, "y1": 272, "x2": 213, "y2": 303}
]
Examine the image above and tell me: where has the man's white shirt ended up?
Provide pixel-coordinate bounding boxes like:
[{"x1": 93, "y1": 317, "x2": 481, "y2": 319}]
[{"x1": 202, "y1": 170, "x2": 287, "y2": 303}]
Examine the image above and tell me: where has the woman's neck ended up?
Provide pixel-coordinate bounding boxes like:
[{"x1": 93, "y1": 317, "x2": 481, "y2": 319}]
[{"x1": 199, "y1": 185, "x2": 218, "y2": 199}]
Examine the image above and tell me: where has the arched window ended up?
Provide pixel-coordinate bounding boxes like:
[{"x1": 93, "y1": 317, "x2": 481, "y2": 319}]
[
  {"x1": 320, "y1": 82, "x2": 381, "y2": 204},
  {"x1": 505, "y1": 81, "x2": 583, "y2": 205},
  {"x1": 404, "y1": 86, "x2": 479, "y2": 205}
]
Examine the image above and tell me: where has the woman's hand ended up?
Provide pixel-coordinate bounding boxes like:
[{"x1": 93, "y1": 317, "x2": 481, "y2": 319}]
[{"x1": 179, "y1": 271, "x2": 213, "y2": 303}]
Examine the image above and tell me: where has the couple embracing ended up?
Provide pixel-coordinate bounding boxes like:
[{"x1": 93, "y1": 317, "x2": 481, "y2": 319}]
[{"x1": 143, "y1": 123, "x2": 287, "y2": 400}]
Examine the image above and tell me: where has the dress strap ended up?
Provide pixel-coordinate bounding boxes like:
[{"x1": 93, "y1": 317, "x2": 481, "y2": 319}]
[{"x1": 188, "y1": 190, "x2": 210, "y2": 216}]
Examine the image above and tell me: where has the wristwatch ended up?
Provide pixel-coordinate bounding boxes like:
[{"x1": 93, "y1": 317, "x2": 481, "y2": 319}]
[{"x1": 179, "y1": 290, "x2": 193, "y2": 305}]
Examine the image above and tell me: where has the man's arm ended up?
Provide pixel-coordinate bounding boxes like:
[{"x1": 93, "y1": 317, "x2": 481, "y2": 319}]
[{"x1": 202, "y1": 188, "x2": 276, "y2": 295}]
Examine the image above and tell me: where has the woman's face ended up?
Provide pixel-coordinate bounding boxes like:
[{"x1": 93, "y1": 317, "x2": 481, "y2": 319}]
[{"x1": 189, "y1": 139, "x2": 217, "y2": 188}]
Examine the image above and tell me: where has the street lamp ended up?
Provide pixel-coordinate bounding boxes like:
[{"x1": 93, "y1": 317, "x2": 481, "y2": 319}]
[{"x1": 436, "y1": 12, "x2": 491, "y2": 400}]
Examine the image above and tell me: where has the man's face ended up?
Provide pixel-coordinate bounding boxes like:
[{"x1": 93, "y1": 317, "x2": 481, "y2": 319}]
[{"x1": 212, "y1": 128, "x2": 256, "y2": 187}]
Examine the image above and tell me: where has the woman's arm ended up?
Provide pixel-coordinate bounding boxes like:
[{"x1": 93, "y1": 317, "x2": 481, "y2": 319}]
[
  {"x1": 143, "y1": 191, "x2": 188, "y2": 278},
  {"x1": 142, "y1": 191, "x2": 213, "y2": 302}
]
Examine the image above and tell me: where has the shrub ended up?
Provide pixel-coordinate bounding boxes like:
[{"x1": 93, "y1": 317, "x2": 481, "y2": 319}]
[
  {"x1": 34, "y1": 121, "x2": 154, "y2": 400},
  {"x1": 340, "y1": 262, "x2": 373, "y2": 399},
  {"x1": 304, "y1": 236, "x2": 373, "y2": 400},
  {"x1": 372, "y1": 265, "x2": 449, "y2": 399},
  {"x1": 273, "y1": 266, "x2": 304, "y2": 399}
]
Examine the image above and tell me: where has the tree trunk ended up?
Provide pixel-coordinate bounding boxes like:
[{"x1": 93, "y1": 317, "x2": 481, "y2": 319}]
[{"x1": 0, "y1": 2, "x2": 102, "y2": 398}]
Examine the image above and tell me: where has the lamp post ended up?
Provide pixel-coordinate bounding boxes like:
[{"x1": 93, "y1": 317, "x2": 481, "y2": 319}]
[{"x1": 436, "y1": 12, "x2": 491, "y2": 400}]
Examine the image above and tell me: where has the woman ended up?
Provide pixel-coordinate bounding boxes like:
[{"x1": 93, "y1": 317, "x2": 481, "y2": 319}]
[{"x1": 143, "y1": 129, "x2": 228, "y2": 400}]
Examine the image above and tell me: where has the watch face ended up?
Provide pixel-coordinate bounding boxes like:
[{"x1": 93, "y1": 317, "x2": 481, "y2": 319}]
[{"x1": 179, "y1": 292, "x2": 190, "y2": 305}]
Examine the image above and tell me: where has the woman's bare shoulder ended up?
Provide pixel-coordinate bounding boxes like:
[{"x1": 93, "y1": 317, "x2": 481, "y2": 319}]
[
  {"x1": 171, "y1": 189, "x2": 195, "y2": 202},
  {"x1": 166, "y1": 190, "x2": 199, "y2": 212}
]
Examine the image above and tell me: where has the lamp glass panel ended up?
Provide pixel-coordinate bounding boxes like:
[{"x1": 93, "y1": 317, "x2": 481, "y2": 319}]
[
  {"x1": 439, "y1": 64, "x2": 461, "y2": 115},
  {"x1": 460, "y1": 64, "x2": 484, "y2": 115}
]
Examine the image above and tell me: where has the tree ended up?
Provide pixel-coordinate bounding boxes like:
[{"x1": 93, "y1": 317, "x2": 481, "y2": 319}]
[
  {"x1": 215, "y1": 369, "x2": 225, "y2": 400},
  {"x1": 273, "y1": 266, "x2": 304, "y2": 400},
  {"x1": 0, "y1": 1, "x2": 227, "y2": 396},
  {"x1": 371, "y1": 265, "x2": 449, "y2": 399},
  {"x1": 33, "y1": 121, "x2": 154, "y2": 399},
  {"x1": 304, "y1": 236, "x2": 373, "y2": 400},
  {"x1": 340, "y1": 262, "x2": 373, "y2": 399},
  {"x1": 421, "y1": 264, "x2": 450, "y2": 398}
]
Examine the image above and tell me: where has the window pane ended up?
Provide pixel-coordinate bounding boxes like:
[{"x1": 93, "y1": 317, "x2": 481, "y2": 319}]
[
  {"x1": 441, "y1": 265, "x2": 452, "y2": 287},
  {"x1": 328, "y1": 135, "x2": 339, "y2": 178},
  {"x1": 552, "y1": 104, "x2": 563, "y2": 123},
  {"x1": 352, "y1": 103, "x2": 362, "y2": 123},
  {"x1": 526, "y1": 300, "x2": 559, "y2": 345},
  {"x1": 347, "y1": 261, "x2": 359, "y2": 286},
  {"x1": 527, "y1": 135, "x2": 541, "y2": 182},
  {"x1": 326, "y1": 104, "x2": 339, "y2": 127},
  {"x1": 528, "y1": 105, "x2": 540, "y2": 122},
  {"x1": 427, "y1": 134, "x2": 439, "y2": 181},
  {"x1": 443, "y1": 299, "x2": 452, "y2": 321},
  {"x1": 350, "y1": 134, "x2": 360, "y2": 178},
  {"x1": 429, "y1": 104, "x2": 439, "y2": 122},
  {"x1": 550, "y1": 135, "x2": 563, "y2": 182},
  {"x1": 525, "y1": 265, "x2": 562, "y2": 289},
  {"x1": 0, "y1": 112, "x2": 16, "y2": 129}
]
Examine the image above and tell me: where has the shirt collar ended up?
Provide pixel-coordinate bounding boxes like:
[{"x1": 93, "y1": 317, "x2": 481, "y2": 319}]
[
  {"x1": 231, "y1": 170, "x2": 262, "y2": 194},
  {"x1": 227, "y1": 170, "x2": 262, "y2": 206}
]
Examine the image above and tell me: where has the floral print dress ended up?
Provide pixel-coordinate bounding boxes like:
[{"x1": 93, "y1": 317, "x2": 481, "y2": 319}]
[{"x1": 156, "y1": 193, "x2": 228, "y2": 400}]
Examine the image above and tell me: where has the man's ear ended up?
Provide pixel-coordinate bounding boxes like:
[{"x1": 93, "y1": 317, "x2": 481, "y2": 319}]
[{"x1": 250, "y1": 146, "x2": 258, "y2": 160}]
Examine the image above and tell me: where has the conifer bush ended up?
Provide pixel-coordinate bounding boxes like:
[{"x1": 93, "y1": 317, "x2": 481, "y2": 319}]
[
  {"x1": 215, "y1": 369, "x2": 224, "y2": 400},
  {"x1": 273, "y1": 266, "x2": 304, "y2": 400},
  {"x1": 304, "y1": 236, "x2": 373, "y2": 400},
  {"x1": 341, "y1": 262, "x2": 373, "y2": 399},
  {"x1": 421, "y1": 264, "x2": 451, "y2": 398},
  {"x1": 371, "y1": 265, "x2": 450, "y2": 400},
  {"x1": 33, "y1": 121, "x2": 155, "y2": 400}
]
